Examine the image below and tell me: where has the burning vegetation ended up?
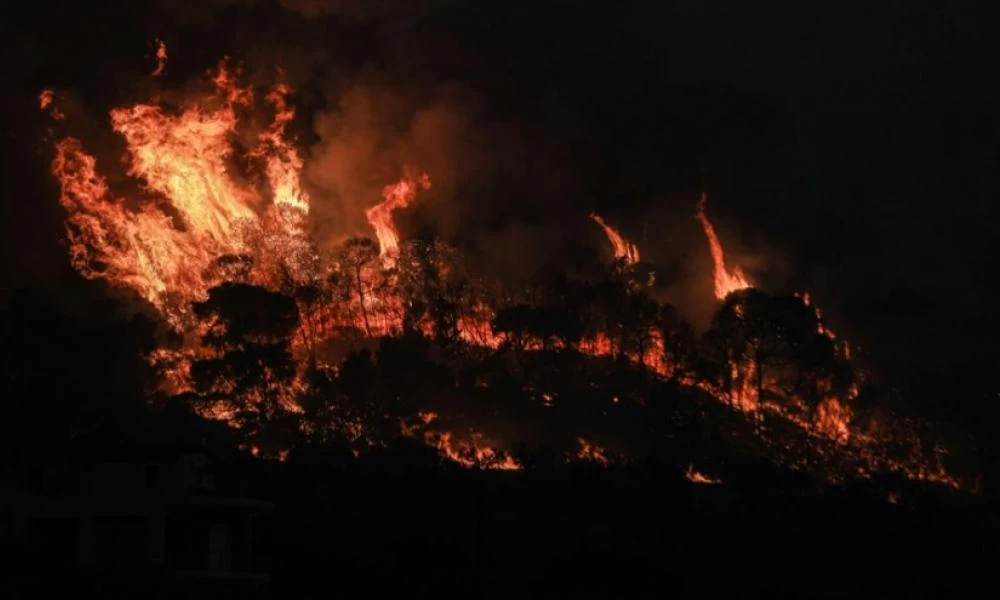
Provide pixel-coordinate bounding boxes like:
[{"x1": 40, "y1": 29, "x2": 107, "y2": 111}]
[
  {"x1": 590, "y1": 212, "x2": 640, "y2": 265},
  {"x1": 696, "y1": 193, "x2": 752, "y2": 300},
  {"x1": 39, "y1": 50, "x2": 967, "y2": 491}
]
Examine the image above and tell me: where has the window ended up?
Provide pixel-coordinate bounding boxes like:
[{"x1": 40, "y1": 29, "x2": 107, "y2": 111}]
[
  {"x1": 166, "y1": 517, "x2": 208, "y2": 570},
  {"x1": 96, "y1": 516, "x2": 148, "y2": 568},
  {"x1": 144, "y1": 464, "x2": 159, "y2": 490},
  {"x1": 33, "y1": 517, "x2": 79, "y2": 567},
  {"x1": 208, "y1": 523, "x2": 233, "y2": 570}
]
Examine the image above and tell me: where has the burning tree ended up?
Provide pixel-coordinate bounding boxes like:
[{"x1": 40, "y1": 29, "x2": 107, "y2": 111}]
[
  {"x1": 334, "y1": 237, "x2": 382, "y2": 338},
  {"x1": 701, "y1": 289, "x2": 856, "y2": 435},
  {"x1": 394, "y1": 239, "x2": 466, "y2": 341}
]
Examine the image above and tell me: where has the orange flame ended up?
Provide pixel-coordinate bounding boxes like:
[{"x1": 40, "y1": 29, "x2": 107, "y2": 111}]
[
  {"x1": 365, "y1": 170, "x2": 431, "y2": 264},
  {"x1": 412, "y1": 412, "x2": 520, "y2": 470},
  {"x1": 575, "y1": 437, "x2": 610, "y2": 465},
  {"x1": 39, "y1": 89, "x2": 65, "y2": 120},
  {"x1": 685, "y1": 464, "x2": 722, "y2": 485},
  {"x1": 695, "y1": 193, "x2": 751, "y2": 300},
  {"x1": 251, "y1": 80, "x2": 309, "y2": 214},
  {"x1": 814, "y1": 397, "x2": 851, "y2": 444},
  {"x1": 590, "y1": 212, "x2": 639, "y2": 264},
  {"x1": 151, "y1": 39, "x2": 167, "y2": 77},
  {"x1": 425, "y1": 431, "x2": 522, "y2": 471},
  {"x1": 39, "y1": 89, "x2": 54, "y2": 110},
  {"x1": 49, "y1": 60, "x2": 311, "y2": 324}
]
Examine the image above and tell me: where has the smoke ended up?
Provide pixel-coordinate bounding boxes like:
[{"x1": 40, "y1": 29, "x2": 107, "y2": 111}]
[
  {"x1": 156, "y1": 0, "x2": 446, "y2": 24},
  {"x1": 10, "y1": 0, "x2": 797, "y2": 320},
  {"x1": 303, "y1": 78, "x2": 487, "y2": 252},
  {"x1": 300, "y1": 61, "x2": 613, "y2": 284},
  {"x1": 277, "y1": 0, "x2": 420, "y2": 20},
  {"x1": 5, "y1": 0, "x2": 995, "y2": 462}
]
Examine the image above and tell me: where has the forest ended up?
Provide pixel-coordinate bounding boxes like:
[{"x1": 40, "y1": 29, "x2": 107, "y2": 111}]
[{"x1": 0, "y1": 244, "x2": 992, "y2": 596}]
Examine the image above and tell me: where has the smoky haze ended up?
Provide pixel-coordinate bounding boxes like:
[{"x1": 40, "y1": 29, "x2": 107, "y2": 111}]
[{"x1": 2, "y1": 0, "x2": 997, "y2": 422}]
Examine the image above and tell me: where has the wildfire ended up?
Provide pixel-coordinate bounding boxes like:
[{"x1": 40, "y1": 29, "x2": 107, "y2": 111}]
[
  {"x1": 252, "y1": 80, "x2": 309, "y2": 214},
  {"x1": 39, "y1": 89, "x2": 53, "y2": 110},
  {"x1": 151, "y1": 39, "x2": 167, "y2": 77},
  {"x1": 365, "y1": 170, "x2": 432, "y2": 265},
  {"x1": 412, "y1": 413, "x2": 520, "y2": 470},
  {"x1": 425, "y1": 431, "x2": 522, "y2": 471},
  {"x1": 575, "y1": 437, "x2": 610, "y2": 465},
  {"x1": 685, "y1": 464, "x2": 722, "y2": 485},
  {"x1": 39, "y1": 89, "x2": 65, "y2": 120},
  {"x1": 590, "y1": 212, "x2": 640, "y2": 264},
  {"x1": 48, "y1": 58, "x2": 312, "y2": 323},
  {"x1": 814, "y1": 397, "x2": 851, "y2": 444},
  {"x1": 41, "y1": 48, "x2": 965, "y2": 490},
  {"x1": 695, "y1": 193, "x2": 751, "y2": 300}
]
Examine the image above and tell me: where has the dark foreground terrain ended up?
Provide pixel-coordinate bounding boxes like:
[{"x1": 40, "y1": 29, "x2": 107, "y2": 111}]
[{"x1": 3, "y1": 443, "x2": 995, "y2": 600}]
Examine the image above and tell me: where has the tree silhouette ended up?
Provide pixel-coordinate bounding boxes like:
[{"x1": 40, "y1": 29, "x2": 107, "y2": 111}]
[
  {"x1": 493, "y1": 304, "x2": 583, "y2": 352},
  {"x1": 701, "y1": 289, "x2": 843, "y2": 430},
  {"x1": 291, "y1": 282, "x2": 325, "y2": 367},
  {"x1": 395, "y1": 240, "x2": 463, "y2": 341},
  {"x1": 0, "y1": 289, "x2": 156, "y2": 470},
  {"x1": 188, "y1": 283, "x2": 300, "y2": 455},
  {"x1": 657, "y1": 303, "x2": 698, "y2": 382},
  {"x1": 337, "y1": 237, "x2": 380, "y2": 337}
]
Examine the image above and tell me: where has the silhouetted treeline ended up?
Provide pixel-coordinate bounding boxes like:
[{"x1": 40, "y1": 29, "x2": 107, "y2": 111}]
[{"x1": 0, "y1": 271, "x2": 997, "y2": 598}]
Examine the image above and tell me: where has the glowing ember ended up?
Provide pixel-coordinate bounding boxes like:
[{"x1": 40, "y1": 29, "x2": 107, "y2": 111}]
[
  {"x1": 39, "y1": 89, "x2": 54, "y2": 110},
  {"x1": 39, "y1": 89, "x2": 65, "y2": 120},
  {"x1": 365, "y1": 170, "x2": 431, "y2": 265},
  {"x1": 590, "y1": 212, "x2": 640, "y2": 264},
  {"x1": 425, "y1": 431, "x2": 522, "y2": 471},
  {"x1": 695, "y1": 193, "x2": 751, "y2": 300},
  {"x1": 575, "y1": 437, "x2": 610, "y2": 465},
  {"x1": 814, "y1": 397, "x2": 851, "y2": 444},
  {"x1": 685, "y1": 464, "x2": 722, "y2": 485},
  {"x1": 400, "y1": 412, "x2": 520, "y2": 470},
  {"x1": 151, "y1": 39, "x2": 167, "y2": 77},
  {"x1": 456, "y1": 303, "x2": 505, "y2": 348}
]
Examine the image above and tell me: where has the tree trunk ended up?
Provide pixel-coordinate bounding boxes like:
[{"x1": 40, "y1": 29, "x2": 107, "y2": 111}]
[
  {"x1": 754, "y1": 346, "x2": 766, "y2": 434},
  {"x1": 355, "y1": 265, "x2": 372, "y2": 337}
]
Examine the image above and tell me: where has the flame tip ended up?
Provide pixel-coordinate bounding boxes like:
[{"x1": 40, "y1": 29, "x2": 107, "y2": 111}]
[{"x1": 591, "y1": 211, "x2": 639, "y2": 264}]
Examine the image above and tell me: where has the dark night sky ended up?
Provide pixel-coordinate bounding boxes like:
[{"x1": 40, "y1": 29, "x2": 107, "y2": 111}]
[
  {"x1": 667, "y1": 1, "x2": 1000, "y2": 414},
  {"x1": 2, "y1": 0, "x2": 998, "y2": 420}
]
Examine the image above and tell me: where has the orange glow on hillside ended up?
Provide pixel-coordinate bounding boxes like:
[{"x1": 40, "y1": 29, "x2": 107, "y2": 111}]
[
  {"x1": 685, "y1": 464, "x2": 722, "y2": 484},
  {"x1": 408, "y1": 412, "x2": 521, "y2": 470},
  {"x1": 42, "y1": 49, "x2": 966, "y2": 489},
  {"x1": 39, "y1": 89, "x2": 65, "y2": 120},
  {"x1": 575, "y1": 437, "x2": 610, "y2": 465},
  {"x1": 39, "y1": 89, "x2": 54, "y2": 110}
]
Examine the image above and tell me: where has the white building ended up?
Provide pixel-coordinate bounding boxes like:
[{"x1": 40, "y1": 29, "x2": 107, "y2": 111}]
[{"x1": 0, "y1": 450, "x2": 273, "y2": 597}]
